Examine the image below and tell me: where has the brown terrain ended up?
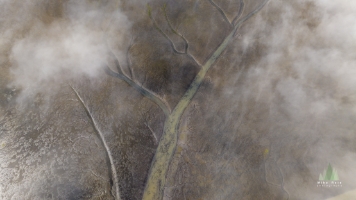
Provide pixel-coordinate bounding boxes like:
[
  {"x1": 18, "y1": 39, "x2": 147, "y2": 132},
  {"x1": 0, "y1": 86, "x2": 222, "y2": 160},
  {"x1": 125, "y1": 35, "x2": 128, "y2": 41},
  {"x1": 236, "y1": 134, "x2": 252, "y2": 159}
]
[{"x1": 0, "y1": 0, "x2": 355, "y2": 199}]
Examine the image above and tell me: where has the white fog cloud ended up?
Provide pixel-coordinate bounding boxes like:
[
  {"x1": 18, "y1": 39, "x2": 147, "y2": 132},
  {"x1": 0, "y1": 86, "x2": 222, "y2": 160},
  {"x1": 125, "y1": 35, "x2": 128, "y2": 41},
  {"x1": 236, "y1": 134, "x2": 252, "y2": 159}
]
[{"x1": 4, "y1": 0, "x2": 131, "y2": 102}]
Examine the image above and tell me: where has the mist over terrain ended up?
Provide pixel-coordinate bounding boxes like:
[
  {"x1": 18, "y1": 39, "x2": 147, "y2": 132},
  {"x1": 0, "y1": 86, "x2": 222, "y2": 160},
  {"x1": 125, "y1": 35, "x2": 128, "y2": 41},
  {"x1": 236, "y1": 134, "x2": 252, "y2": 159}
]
[{"x1": 1, "y1": 0, "x2": 356, "y2": 199}]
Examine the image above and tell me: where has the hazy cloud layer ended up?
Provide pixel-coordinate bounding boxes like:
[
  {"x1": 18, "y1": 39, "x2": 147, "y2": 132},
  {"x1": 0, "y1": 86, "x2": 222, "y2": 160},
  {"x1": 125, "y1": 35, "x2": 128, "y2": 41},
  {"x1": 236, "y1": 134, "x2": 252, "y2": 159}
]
[
  {"x1": 236, "y1": 0, "x2": 356, "y2": 197},
  {"x1": 2, "y1": 0, "x2": 356, "y2": 199},
  {"x1": 181, "y1": 0, "x2": 356, "y2": 198},
  {"x1": 3, "y1": 0, "x2": 130, "y2": 102}
]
